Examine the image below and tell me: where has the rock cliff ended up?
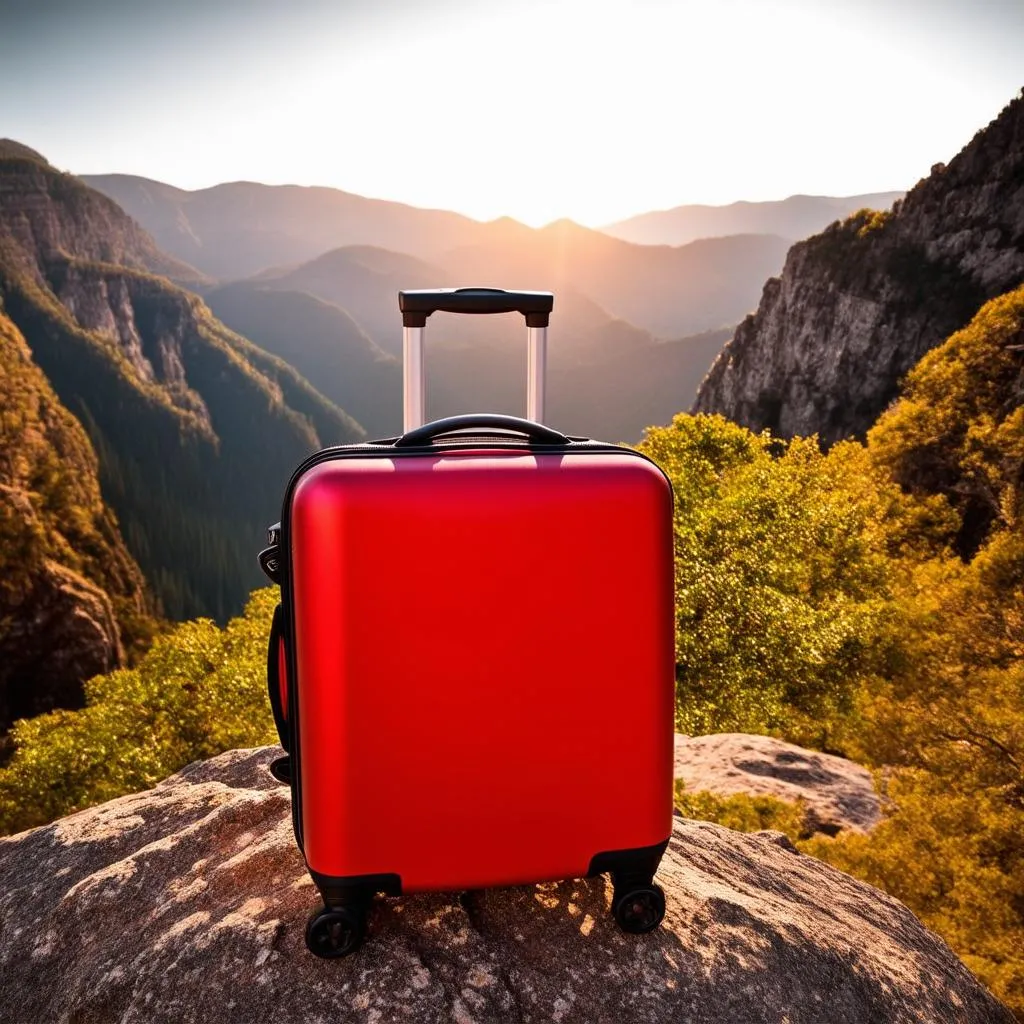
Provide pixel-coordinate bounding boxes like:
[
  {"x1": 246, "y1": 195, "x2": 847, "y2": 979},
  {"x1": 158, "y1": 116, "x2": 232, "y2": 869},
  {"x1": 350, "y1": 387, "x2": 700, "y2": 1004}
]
[
  {"x1": 694, "y1": 90, "x2": 1024, "y2": 444},
  {"x1": 0, "y1": 746, "x2": 1010, "y2": 1023},
  {"x1": 0, "y1": 143, "x2": 205, "y2": 288},
  {"x1": 0, "y1": 309, "x2": 148, "y2": 730},
  {"x1": 0, "y1": 145, "x2": 364, "y2": 622}
]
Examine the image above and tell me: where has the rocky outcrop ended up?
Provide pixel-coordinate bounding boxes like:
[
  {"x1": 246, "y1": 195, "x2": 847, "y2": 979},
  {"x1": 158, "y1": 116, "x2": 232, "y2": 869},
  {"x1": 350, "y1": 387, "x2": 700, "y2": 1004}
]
[
  {"x1": 0, "y1": 142, "x2": 206, "y2": 288},
  {"x1": 0, "y1": 146, "x2": 365, "y2": 622},
  {"x1": 674, "y1": 733, "x2": 881, "y2": 835},
  {"x1": 694, "y1": 90, "x2": 1024, "y2": 444},
  {"x1": 0, "y1": 746, "x2": 1010, "y2": 1023},
  {"x1": 0, "y1": 309, "x2": 148, "y2": 730},
  {"x1": 1, "y1": 559, "x2": 123, "y2": 727}
]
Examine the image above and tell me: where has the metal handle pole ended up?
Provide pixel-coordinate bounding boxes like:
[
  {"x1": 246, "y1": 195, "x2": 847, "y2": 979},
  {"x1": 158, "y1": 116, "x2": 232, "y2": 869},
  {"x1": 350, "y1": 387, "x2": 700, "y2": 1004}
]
[
  {"x1": 403, "y1": 325, "x2": 425, "y2": 432},
  {"x1": 527, "y1": 326, "x2": 547, "y2": 424}
]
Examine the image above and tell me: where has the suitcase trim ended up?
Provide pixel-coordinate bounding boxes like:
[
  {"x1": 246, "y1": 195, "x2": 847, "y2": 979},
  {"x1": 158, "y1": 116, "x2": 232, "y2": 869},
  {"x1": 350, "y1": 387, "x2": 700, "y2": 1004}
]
[{"x1": 306, "y1": 837, "x2": 673, "y2": 910}]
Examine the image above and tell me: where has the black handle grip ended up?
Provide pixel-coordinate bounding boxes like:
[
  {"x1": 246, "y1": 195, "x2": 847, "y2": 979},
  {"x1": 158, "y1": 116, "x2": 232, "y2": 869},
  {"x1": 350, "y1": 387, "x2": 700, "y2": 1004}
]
[
  {"x1": 393, "y1": 413, "x2": 570, "y2": 448},
  {"x1": 267, "y1": 604, "x2": 290, "y2": 752},
  {"x1": 399, "y1": 288, "x2": 553, "y2": 328}
]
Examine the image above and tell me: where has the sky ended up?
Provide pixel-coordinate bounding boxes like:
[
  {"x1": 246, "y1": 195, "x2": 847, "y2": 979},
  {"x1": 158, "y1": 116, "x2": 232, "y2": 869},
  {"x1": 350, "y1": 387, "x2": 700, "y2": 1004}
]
[{"x1": 1, "y1": 0, "x2": 1021, "y2": 227}]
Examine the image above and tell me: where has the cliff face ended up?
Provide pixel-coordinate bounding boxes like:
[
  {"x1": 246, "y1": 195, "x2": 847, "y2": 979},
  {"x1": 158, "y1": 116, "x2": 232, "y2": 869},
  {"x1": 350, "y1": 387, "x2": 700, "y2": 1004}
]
[
  {"x1": 0, "y1": 146, "x2": 365, "y2": 623},
  {"x1": 694, "y1": 91, "x2": 1024, "y2": 444},
  {"x1": 0, "y1": 309, "x2": 149, "y2": 730},
  {"x1": 0, "y1": 148, "x2": 206, "y2": 289}
]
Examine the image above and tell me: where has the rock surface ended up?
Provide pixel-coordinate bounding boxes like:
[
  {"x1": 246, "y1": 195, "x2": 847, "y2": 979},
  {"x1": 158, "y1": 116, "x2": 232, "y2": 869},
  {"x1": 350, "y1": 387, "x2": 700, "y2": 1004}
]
[
  {"x1": 0, "y1": 746, "x2": 1010, "y2": 1024},
  {"x1": 674, "y1": 733, "x2": 881, "y2": 835},
  {"x1": 694, "y1": 90, "x2": 1024, "y2": 444}
]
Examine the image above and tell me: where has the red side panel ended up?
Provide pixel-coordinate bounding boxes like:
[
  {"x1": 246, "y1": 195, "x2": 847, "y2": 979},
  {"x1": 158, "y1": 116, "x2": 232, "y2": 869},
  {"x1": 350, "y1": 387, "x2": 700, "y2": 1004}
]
[{"x1": 290, "y1": 450, "x2": 674, "y2": 892}]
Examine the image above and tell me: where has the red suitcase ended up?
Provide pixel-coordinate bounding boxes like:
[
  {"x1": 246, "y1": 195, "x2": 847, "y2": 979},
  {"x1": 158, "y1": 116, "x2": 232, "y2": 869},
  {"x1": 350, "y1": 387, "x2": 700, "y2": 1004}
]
[{"x1": 260, "y1": 288, "x2": 675, "y2": 957}]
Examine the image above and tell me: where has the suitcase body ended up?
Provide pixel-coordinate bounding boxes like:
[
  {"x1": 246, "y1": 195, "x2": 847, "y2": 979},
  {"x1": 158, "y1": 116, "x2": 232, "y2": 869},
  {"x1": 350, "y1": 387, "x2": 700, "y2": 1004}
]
[{"x1": 262, "y1": 289, "x2": 675, "y2": 956}]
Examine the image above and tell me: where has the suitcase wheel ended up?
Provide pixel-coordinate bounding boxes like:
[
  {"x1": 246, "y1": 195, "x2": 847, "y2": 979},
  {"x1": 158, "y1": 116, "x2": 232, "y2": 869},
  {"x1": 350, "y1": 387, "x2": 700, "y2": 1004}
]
[
  {"x1": 305, "y1": 907, "x2": 366, "y2": 958},
  {"x1": 612, "y1": 883, "x2": 666, "y2": 935}
]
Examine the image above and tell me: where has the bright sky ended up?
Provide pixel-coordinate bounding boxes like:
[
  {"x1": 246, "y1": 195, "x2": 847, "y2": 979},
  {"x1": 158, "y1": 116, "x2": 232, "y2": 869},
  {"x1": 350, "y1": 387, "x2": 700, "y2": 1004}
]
[{"x1": 1, "y1": 0, "x2": 1021, "y2": 226}]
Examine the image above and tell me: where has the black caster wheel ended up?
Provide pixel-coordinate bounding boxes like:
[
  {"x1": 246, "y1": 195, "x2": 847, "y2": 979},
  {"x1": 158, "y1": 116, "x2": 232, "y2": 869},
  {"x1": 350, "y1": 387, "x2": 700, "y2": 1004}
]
[
  {"x1": 305, "y1": 906, "x2": 365, "y2": 958},
  {"x1": 613, "y1": 883, "x2": 666, "y2": 934}
]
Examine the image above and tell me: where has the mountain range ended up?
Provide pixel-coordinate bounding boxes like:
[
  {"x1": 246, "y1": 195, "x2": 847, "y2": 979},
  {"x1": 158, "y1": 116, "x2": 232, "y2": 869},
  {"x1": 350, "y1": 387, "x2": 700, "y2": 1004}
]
[
  {"x1": 0, "y1": 130, "x2": 933, "y2": 734},
  {"x1": 79, "y1": 174, "x2": 483, "y2": 279},
  {"x1": 605, "y1": 192, "x2": 905, "y2": 247},
  {"x1": 0, "y1": 142, "x2": 363, "y2": 628},
  {"x1": 82, "y1": 171, "x2": 798, "y2": 442},
  {"x1": 84, "y1": 173, "x2": 792, "y2": 339}
]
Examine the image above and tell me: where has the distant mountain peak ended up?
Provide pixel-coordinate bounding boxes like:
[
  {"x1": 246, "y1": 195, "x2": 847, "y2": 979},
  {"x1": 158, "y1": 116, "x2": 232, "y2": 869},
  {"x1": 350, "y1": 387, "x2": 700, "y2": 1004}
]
[
  {"x1": 603, "y1": 191, "x2": 906, "y2": 246},
  {"x1": 82, "y1": 173, "x2": 484, "y2": 278}
]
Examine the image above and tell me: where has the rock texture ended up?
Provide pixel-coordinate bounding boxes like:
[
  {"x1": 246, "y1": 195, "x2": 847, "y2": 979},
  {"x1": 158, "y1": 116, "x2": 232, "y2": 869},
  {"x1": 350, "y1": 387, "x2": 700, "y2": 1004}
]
[
  {"x1": 694, "y1": 90, "x2": 1024, "y2": 444},
  {"x1": 0, "y1": 143, "x2": 206, "y2": 288},
  {"x1": 0, "y1": 746, "x2": 1010, "y2": 1024},
  {"x1": 674, "y1": 733, "x2": 881, "y2": 835}
]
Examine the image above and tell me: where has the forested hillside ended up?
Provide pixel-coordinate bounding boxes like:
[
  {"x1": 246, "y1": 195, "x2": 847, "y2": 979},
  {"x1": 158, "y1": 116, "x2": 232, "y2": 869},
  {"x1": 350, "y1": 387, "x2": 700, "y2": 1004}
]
[
  {"x1": 0, "y1": 148, "x2": 364, "y2": 621},
  {"x1": 205, "y1": 282, "x2": 401, "y2": 438},
  {"x1": 0, "y1": 308, "x2": 151, "y2": 731}
]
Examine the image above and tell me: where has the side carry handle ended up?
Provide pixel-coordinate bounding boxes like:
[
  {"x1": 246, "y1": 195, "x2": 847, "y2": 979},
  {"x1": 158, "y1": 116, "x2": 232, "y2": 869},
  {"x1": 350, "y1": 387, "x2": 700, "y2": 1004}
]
[{"x1": 267, "y1": 604, "x2": 290, "y2": 755}]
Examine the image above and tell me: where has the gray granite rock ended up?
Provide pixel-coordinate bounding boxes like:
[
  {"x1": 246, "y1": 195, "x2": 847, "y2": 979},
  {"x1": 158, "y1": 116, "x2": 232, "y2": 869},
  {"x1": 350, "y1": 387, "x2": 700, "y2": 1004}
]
[
  {"x1": 694, "y1": 90, "x2": 1024, "y2": 445},
  {"x1": 674, "y1": 733, "x2": 881, "y2": 835},
  {"x1": 0, "y1": 746, "x2": 1010, "y2": 1024}
]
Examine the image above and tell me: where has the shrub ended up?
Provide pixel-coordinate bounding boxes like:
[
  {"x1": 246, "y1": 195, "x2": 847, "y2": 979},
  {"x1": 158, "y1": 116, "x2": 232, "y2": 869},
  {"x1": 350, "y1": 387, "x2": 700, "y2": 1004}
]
[
  {"x1": 674, "y1": 780, "x2": 807, "y2": 840},
  {"x1": 637, "y1": 414, "x2": 951, "y2": 744},
  {"x1": 0, "y1": 588, "x2": 278, "y2": 835},
  {"x1": 869, "y1": 283, "x2": 1024, "y2": 556}
]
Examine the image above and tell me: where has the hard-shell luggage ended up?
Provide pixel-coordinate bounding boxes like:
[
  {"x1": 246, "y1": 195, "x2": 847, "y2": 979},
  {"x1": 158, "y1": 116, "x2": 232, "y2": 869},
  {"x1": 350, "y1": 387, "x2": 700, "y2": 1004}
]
[{"x1": 260, "y1": 288, "x2": 675, "y2": 958}]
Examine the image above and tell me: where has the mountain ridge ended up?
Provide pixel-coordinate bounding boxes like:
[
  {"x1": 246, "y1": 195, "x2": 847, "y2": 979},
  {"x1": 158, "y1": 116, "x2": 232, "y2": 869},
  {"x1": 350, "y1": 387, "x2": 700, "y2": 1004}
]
[
  {"x1": 694, "y1": 91, "x2": 1024, "y2": 443},
  {"x1": 231, "y1": 243, "x2": 729, "y2": 440},
  {"x1": 80, "y1": 172, "x2": 488, "y2": 278},
  {"x1": 604, "y1": 192, "x2": 906, "y2": 246},
  {"x1": 81, "y1": 169, "x2": 794, "y2": 340},
  {"x1": 0, "y1": 149, "x2": 364, "y2": 622}
]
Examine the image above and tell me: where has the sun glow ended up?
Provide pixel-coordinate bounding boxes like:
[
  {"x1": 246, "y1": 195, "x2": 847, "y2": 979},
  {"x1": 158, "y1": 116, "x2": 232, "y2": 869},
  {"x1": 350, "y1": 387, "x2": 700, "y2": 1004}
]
[{"x1": 5, "y1": 0, "x2": 1020, "y2": 226}]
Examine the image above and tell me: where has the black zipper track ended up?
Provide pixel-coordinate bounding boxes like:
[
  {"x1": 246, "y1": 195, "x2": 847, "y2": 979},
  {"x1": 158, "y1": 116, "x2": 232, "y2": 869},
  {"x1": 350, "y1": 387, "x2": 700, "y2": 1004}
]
[{"x1": 276, "y1": 437, "x2": 672, "y2": 854}]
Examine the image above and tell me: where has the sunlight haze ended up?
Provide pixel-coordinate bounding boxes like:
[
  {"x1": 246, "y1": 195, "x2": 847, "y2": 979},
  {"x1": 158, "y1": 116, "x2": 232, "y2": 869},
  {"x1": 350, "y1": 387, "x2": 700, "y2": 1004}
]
[{"x1": 1, "y1": 0, "x2": 1021, "y2": 225}]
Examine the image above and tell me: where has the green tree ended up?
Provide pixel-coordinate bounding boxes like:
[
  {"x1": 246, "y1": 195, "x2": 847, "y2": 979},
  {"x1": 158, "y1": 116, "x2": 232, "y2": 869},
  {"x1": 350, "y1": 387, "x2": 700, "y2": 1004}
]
[{"x1": 637, "y1": 413, "x2": 951, "y2": 743}]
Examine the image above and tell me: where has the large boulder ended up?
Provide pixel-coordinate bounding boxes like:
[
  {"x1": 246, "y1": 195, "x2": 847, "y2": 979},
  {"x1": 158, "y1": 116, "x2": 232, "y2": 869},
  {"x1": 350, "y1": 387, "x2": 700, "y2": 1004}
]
[
  {"x1": 0, "y1": 557, "x2": 124, "y2": 727},
  {"x1": 0, "y1": 746, "x2": 1010, "y2": 1024},
  {"x1": 674, "y1": 733, "x2": 881, "y2": 834}
]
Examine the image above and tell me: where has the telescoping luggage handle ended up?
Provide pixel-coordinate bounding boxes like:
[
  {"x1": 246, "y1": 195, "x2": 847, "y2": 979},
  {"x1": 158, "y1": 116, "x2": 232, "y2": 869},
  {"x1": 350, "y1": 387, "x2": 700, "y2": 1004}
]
[{"x1": 398, "y1": 288, "x2": 554, "y2": 432}]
